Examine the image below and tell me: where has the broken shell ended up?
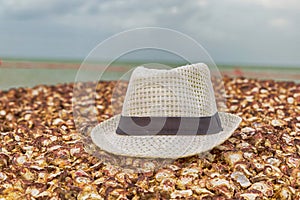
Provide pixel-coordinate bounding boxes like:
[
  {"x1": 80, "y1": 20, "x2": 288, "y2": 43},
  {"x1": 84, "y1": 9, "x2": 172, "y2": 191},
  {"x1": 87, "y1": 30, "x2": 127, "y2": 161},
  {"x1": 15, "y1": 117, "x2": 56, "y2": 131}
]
[
  {"x1": 271, "y1": 119, "x2": 285, "y2": 127},
  {"x1": 47, "y1": 145, "x2": 63, "y2": 152},
  {"x1": 249, "y1": 181, "x2": 273, "y2": 197},
  {"x1": 20, "y1": 168, "x2": 36, "y2": 181},
  {"x1": 70, "y1": 147, "x2": 81, "y2": 156},
  {"x1": 243, "y1": 152, "x2": 254, "y2": 160},
  {"x1": 176, "y1": 175, "x2": 194, "y2": 190},
  {"x1": 167, "y1": 164, "x2": 181, "y2": 171},
  {"x1": 274, "y1": 186, "x2": 293, "y2": 200},
  {"x1": 103, "y1": 178, "x2": 121, "y2": 188},
  {"x1": 170, "y1": 189, "x2": 193, "y2": 199},
  {"x1": 264, "y1": 164, "x2": 283, "y2": 178},
  {"x1": 75, "y1": 176, "x2": 91, "y2": 185},
  {"x1": 135, "y1": 175, "x2": 150, "y2": 192},
  {"x1": 73, "y1": 169, "x2": 89, "y2": 178},
  {"x1": 286, "y1": 156, "x2": 300, "y2": 168},
  {"x1": 206, "y1": 177, "x2": 235, "y2": 198},
  {"x1": 287, "y1": 97, "x2": 294, "y2": 104},
  {"x1": 47, "y1": 169, "x2": 63, "y2": 181},
  {"x1": 92, "y1": 177, "x2": 106, "y2": 187},
  {"x1": 0, "y1": 172, "x2": 7, "y2": 181},
  {"x1": 0, "y1": 153, "x2": 10, "y2": 167},
  {"x1": 241, "y1": 127, "x2": 255, "y2": 133},
  {"x1": 231, "y1": 171, "x2": 251, "y2": 188},
  {"x1": 282, "y1": 133, "x2": 293, "y2": 145},
  {"x1": 239, "y1": 190, "x2": 263, "y2": 200},
  {"x1": 77, "y1": 185, "x2": 103, "y2": 200},
  {"x1": 52, "y1": 118, "x2": 64, "y2": 126},
  {"x1": 266, "y1": 157, "x2": 281, "y2": 167},
  {"x1": 160, "y1": 178, "x2": 175, "y2": 192},
  {"x1": 15, "y1": 155, "x2": 27, "y2": 165},
  {"x1": 180, "y1": 166, "x2": 201, "y2": 178},
  {"x1": 0, "y1": 110, "x2": 6, "y2": 116},
  {"x1": 115, "y1": 171, "x2": 132, "y2": 185},
  {"x1": 155, "y1": 169, "x2": 175, "y2": 182},
  {"x1": 224, "y1": 151, "x2": 244, "y2": 166},
  {"x1": 102, "y1": 164, "x2": 119, "y2": 177},
  {"x1": 234, "y1": 162, "x2": 254, "y2": 177},
  {"x1": 25, "y1": 186, "x2": 43, "y2": 198},
  {"x1": 191, "y1": 186, "x2": 214, "y2": 196}
]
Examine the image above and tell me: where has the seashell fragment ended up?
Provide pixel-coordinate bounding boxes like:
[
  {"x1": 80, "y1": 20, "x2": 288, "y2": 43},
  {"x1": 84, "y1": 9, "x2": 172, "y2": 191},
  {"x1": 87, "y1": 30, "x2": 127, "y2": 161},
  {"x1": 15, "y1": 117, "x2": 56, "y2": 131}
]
[
  {"x1": 170, "y1": 189, "x2": 193, "y2": 199},
  {"x1": 231, "y1": 171, "x2": 251, "y2": 188},
  {"x1": 249, "y1": 181, "x2": 273, "y2": 197},
  {"x1": 224, "y1": 151, "x2": 244, "y2": 166}
]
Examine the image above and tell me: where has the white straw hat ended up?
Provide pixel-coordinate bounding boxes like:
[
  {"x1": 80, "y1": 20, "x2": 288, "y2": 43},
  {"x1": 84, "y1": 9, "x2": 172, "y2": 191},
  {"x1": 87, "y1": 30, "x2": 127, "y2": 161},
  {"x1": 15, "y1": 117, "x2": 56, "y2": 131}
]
[{"x1": 91, "y1": 63, "x2": 241, "y2": 158}]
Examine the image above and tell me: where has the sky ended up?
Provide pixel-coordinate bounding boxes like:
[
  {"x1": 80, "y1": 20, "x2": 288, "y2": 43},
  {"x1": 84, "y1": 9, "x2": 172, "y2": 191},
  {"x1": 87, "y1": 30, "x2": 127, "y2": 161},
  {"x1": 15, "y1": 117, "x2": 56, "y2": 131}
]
[{"x1": 0, "y1": 0, "x2": 300, "y2": 66}]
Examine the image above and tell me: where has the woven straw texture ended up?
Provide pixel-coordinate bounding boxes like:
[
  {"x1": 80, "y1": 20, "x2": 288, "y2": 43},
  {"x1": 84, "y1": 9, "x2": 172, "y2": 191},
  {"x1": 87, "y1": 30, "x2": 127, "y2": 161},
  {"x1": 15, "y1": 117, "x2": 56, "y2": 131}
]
[
  {"x1": 91, "y1": 63, "x2": 241, "y2": 158},
  {"x1": 122, "y1": 63, "x2": 217, "y2": 117}
]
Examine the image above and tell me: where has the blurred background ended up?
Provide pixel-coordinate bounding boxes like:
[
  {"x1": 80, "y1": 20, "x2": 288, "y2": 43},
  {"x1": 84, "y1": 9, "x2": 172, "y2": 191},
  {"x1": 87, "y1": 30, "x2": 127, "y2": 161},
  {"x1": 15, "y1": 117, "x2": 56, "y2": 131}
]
[{"x1": 0, "y1": 0, "x2": 299, "y2": 90}]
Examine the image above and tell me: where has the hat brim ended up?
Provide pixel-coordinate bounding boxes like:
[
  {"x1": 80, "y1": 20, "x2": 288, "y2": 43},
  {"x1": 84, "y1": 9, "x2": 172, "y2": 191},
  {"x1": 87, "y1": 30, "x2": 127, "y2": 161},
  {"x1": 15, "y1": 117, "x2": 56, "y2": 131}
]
[{"x1": 91, "y1": 112, "x2": 242, "y2": 158}]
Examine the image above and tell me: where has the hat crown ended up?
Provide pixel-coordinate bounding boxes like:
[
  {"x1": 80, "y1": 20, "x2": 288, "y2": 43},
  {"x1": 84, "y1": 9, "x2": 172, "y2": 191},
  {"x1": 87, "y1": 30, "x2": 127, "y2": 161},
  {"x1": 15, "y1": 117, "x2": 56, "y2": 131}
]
[{"x1": 122, "y1": 63, "x2": 218, "y2": 117}]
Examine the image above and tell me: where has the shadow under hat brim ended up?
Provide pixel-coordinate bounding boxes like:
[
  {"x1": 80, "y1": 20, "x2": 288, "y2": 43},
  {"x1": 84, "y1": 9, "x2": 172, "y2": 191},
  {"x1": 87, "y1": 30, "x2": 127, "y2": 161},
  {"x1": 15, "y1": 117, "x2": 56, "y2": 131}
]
[{"x1": 91, "y1": 112, "x2": 242, "y2": 159}]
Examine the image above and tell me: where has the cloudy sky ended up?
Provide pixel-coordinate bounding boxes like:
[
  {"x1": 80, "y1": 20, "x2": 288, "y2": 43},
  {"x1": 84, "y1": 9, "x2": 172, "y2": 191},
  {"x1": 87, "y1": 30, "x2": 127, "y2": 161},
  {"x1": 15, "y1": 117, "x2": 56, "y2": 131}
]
[{"x1": 0, "y1": 0, "x2": 299, "y2": 66}]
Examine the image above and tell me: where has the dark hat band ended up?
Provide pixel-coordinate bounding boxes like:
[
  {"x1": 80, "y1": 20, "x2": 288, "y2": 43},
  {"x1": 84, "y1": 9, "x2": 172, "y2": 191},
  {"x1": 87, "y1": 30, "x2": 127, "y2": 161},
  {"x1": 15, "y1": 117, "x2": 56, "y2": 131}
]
[{"x1": 116, "y1": 112, "x2": 223, "y2": 136}]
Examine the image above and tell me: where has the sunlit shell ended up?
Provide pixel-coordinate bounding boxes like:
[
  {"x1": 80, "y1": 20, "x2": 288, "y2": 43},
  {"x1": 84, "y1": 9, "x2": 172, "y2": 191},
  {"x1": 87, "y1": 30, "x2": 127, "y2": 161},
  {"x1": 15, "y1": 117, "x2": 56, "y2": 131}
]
[
  {"x1": 231, "y1": 171, "x2": 251, "y2": 188},
  {"x1": 176, "y1": 176, "x2": 194, "y2": 190},
  {"x1": 266, "y1": 157, "x2": 281, "y2": 167},
  {"x1": 20, "y1": 168, "x2": 36, "y2": 181},
  {"x1": 239, "y1": 191, "x2": 262, "y2": 200},
  {"x1": 25, "y1": 187, "x2": 41, "y2": 198},
  {"x1": 77, "y1": 186, "x2": 103, "y2": 200},
  {"x1": 271, "y1": 119, "x2": 285, "y2": 127},
  {"x1": 234, "y1": 162, "x2": 254, "y2": 177},
  {"x1": 286, "y1": 156, "x2": 300, "y2": 168},
  {"x1": 15, "y1": 155, "x2": 27, "y2": 165},
  {"x1": 190, "y1": 186, "x2": 214, "y2": 196},
  {"x1": 224, "y1": 151, "x2": 244, "y2": 166},
  {"x1": 241, "y1": 127, "x2": 255, "y2": 133},
  {"x1": 207, "y1": 177, "x2": 235, "y2": 198},
  {"x1": 249, "y1": 182, "x2": 273, "y2": 197},
  {"x1": 0, "y1": 172, "x2": 7, "y2": 181},
  {"x1": 275, "y1": 186, "x2": 293, "y2": 200},
  {"x1": 155, "y1": 169, "x2": 175, "y2": 182},
  {"x1": 180, "y1": 167, "x2": 200, "y2": 177},
  {"x1": 170, "y1": 189, "x2": 193, "y2": 199},
  {"x1": 264, "y1": 164, "x2": 282, "y2": 178},
  {"x1": 160, "y1": 178, "x2": 175, "y2": 192}
]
